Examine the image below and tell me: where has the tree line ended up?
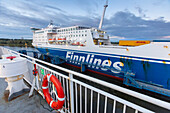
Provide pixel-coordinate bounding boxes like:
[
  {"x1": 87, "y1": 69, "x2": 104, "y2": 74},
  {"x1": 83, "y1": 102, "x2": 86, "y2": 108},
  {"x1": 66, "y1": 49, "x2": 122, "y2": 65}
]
[{"x1": 0, "y1": 38, "x2": 33, "y2": 47}]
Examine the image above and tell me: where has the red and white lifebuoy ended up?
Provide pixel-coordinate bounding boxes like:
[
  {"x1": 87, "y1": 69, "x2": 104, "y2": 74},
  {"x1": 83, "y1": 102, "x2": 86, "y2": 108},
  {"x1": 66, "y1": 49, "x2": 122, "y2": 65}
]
[{"x1": 42, "y1": 74, "x2": 65, "y2": 110}]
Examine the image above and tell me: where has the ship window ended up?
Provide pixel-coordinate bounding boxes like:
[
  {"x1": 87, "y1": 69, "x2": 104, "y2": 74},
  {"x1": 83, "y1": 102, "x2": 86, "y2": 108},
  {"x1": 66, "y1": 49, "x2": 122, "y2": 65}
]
[
  {"x1": 85, "y1": 34, "x2": 87, "y2": 36},
  {"x1": 79, "y1": 31, "x2": 81, "y2": 33},
  {"x1": 73, "y1": 28, "x2": 75, "y2": 30},
  {"x1": 76, "y1": 35, "x2": 78, "y2": 37},
  {"x1": 82, "y1": 34, "x2": 84, "y2": 36},
  {"x1": 85, "y1": 30, "x2": 87, "y2": 32},
  {"x1": 79, "y1": 34, "x2": 81, "y2": 37},
  {"x1": 71, "y1": 28, "x2": 72, "y2": 31}
]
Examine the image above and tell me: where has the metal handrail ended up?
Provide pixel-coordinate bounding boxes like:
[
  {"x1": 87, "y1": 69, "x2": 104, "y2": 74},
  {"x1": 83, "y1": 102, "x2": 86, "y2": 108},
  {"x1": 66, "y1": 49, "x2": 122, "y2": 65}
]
[{"x1": 3, "y1": 47, "x2": 170, "y2": 110}]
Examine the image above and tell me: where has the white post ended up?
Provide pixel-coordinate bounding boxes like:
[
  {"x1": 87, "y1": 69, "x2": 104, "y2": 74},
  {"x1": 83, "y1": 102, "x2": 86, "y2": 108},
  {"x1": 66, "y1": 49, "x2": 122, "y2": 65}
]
[
  {"x1": 98, "y1": 0, "x2": 108, "y2": 29},
  {"x1": 69, "y1": 73, "x2": 74, "y2": 113}
]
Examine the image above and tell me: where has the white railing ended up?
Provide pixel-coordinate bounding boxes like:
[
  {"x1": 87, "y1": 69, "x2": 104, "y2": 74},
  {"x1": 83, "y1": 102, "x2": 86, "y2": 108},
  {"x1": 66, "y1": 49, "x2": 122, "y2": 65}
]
[{"x1": 2, "y1": 47, "x2": 170, "y2": 113}]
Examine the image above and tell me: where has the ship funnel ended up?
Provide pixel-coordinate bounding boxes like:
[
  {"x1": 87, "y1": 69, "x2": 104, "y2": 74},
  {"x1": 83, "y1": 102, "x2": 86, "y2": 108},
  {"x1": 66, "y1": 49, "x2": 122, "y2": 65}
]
[{"x1": 98, "y1": 0, "x2": 108, "y2": 30}]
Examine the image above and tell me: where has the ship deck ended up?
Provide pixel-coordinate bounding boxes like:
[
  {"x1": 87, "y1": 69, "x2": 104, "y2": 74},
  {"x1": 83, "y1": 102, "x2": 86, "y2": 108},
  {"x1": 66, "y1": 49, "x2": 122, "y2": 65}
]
[{"x1": 0, "y1": 78, "x2": 52, "y2": 113}]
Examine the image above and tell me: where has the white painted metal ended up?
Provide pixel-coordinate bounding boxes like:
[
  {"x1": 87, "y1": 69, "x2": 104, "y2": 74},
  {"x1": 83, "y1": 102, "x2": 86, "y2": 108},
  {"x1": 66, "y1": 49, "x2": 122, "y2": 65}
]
[
  {"x1": 80, "y1": 85, "x2": 82, "y2": 113},
  {"x1": 62, "y1": 77, "x2": 66, "y2": 108},
  {"x1": 123, "y1": 105, "x2": 126, "y2": 113},
  {"x1": 1, "y1": 54, "x2": 18, "y2": 59},
  {"x1": 90, "y1": 90, "x2": 93, "y2": 113},
  {"x1": 97, "y1": 93, "x2": 100, "y2": 113},
  {"x1": 29, "y1": 61, "x2": 40, "y2": 97},
  {"x1": 73, "y1": 79, "x2": 154, "y2": 113},
  {"x1": 66, "y1": 79, "x2": 70, "y2": 112},
  {"x1": 98, "y1": 0, "x2": 108, "y2": 29},
  {"x1": 135, "y1": 110, "x2": 138, "y2": 113},
  {"x1": 0, "y1": 56, "x2": 29, "y2": 100},
  {"x1": 75, "y1": 83, "x2": 78, "y2": 113},
  {"x1": 29, "y1": 77, "x2": 36, "y2": 97},
  {"x1": 113, "y1": 100, "x2": 116, "y2": 113},
  {"x1": 85, "y1": 87, "x2": 87, "y2": 113},
  {"x1": 5, "y1": 75, "x2": 29, "y2": 100},
  {"x1": 3, "y1": 47, "x2": 170, "y2": 112},
  {"x1": 69, "y1": 73, "x2": 74, "y2": 113},
  {"x1": 0, "y1": 57, "x2": 28, "y2": 77},
  {"x1": 104, "y1": 96, "x2": 107, "y2": 113}
]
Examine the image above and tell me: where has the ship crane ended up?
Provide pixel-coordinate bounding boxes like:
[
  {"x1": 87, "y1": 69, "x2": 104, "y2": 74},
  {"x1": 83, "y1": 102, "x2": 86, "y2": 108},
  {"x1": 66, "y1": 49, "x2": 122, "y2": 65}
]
[{"x1": 98, "y1": 0, "x2": 108, "y2": 30}]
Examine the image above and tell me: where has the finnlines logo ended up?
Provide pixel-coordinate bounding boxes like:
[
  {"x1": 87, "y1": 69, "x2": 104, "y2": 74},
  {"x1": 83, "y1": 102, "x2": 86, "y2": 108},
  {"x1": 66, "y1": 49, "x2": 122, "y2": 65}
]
[{"x1": 66, "y1": 52, "x2": 124, "y2": 73}]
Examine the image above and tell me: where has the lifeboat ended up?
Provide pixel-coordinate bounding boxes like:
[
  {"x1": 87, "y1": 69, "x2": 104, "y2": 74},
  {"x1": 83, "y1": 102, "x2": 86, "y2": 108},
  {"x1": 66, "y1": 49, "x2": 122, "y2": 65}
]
[
  {"x1": 48, "y1": 38, "x2": 56, "y2": 42},
  {"x1": 57, "y1": 38, "x2": 66, "y2": 41}
]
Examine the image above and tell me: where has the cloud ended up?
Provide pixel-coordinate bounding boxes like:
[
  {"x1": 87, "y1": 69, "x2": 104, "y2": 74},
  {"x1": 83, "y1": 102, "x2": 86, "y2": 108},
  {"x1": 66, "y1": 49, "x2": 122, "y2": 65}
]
[
  {"x1": 161, "y1": 36, "x2": 170, "y2": 39},
  {"x1": 103, "y1": 11, "x2": 170, "y2": 40},
  {"x1": 135, "y1": 7, "x2": 147, "y2": 18},
  {"x1": 44, "y1": 5, "x2": 66, "y2": 13},
  {"x1": 0, "y1": 0, "x2": 170, "y2": 40}
]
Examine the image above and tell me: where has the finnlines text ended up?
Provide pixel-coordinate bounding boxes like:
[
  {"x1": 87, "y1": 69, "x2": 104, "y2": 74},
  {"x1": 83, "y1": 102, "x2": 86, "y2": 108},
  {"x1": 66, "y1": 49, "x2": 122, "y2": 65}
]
[{"x1": 66, "y1": 52, "x2": 124, "y2": 73}]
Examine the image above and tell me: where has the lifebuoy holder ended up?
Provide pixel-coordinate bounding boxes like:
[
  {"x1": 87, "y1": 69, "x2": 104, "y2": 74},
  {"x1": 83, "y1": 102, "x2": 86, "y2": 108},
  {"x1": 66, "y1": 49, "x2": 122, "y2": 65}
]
[{"x1": 42, "y1": 74, "x2": 65, "y2": 110}]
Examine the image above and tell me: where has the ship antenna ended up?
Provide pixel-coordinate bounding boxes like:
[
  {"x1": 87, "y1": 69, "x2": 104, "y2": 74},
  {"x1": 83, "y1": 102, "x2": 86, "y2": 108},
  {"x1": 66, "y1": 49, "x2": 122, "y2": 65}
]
[
  {"x1": 98, "y1": 0, "x2": 108, "y2": 30},
  {"x1": 49, "y1": 20, "x2": 53, "y2": 25}
]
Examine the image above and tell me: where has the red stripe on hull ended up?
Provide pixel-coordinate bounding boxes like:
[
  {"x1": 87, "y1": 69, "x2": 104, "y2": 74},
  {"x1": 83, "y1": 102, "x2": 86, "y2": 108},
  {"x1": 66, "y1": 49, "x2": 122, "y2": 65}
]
[{"x1": 64, "y1": 63, "x2": 123, "y2": 81}]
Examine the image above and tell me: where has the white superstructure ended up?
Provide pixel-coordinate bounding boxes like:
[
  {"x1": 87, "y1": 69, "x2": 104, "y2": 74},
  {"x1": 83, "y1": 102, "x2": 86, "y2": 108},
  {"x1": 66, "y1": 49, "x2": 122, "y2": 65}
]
[{"x1": 32, "y1": 22, "x2": 110, "y2": 47}]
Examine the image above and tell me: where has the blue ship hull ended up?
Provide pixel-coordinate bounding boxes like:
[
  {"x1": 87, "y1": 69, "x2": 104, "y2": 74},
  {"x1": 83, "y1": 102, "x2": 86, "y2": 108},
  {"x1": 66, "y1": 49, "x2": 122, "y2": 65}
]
[{"x1": 36, "y1": 47, "x2": 170, "y2": 96}]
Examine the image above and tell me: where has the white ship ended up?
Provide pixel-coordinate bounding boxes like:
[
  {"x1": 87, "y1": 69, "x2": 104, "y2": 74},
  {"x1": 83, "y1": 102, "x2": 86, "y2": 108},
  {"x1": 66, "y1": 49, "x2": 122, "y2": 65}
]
[{"x1": 31, "y1": 1, "x2": 170, "y2": 97}]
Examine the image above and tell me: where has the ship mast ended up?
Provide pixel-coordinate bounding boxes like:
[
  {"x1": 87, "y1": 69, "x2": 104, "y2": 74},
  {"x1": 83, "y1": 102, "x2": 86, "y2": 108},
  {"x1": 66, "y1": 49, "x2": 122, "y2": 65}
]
[{"x1": 98, "y1": 0, "x2": 108, "y2": 30}]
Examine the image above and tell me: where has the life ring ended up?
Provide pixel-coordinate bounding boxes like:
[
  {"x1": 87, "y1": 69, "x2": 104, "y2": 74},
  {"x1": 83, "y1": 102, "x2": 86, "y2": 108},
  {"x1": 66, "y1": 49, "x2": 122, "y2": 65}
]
[{"x1": 42, "y1": 74, "x2": 65, "y2": 110}]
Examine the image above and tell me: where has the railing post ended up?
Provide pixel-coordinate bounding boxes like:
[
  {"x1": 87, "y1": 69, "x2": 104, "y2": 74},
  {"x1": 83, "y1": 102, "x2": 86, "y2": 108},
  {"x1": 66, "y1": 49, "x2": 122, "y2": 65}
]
[{"x1": 69, "y1": 73, "x2": 74, "y2": 113}]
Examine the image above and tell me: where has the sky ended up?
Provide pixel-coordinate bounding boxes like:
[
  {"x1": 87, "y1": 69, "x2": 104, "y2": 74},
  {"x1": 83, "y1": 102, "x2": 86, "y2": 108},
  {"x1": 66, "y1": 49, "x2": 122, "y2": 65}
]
[{"x1": 0, "y1": 0, "x2": 170, "y2": 41}]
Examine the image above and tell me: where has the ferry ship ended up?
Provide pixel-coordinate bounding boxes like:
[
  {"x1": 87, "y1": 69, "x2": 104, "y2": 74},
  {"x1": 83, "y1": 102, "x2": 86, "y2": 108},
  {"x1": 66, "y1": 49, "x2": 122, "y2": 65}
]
[{"x1": 31, "y1": 2, "x2": 170, "y2": 97}]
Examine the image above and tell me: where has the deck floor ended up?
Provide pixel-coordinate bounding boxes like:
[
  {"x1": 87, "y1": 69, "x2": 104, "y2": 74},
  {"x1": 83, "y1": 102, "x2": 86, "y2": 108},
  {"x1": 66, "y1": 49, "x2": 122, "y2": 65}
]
[{"x1": 0, "y1": 78, "x2": 54, "y2": 113}]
